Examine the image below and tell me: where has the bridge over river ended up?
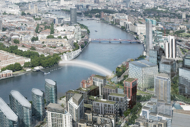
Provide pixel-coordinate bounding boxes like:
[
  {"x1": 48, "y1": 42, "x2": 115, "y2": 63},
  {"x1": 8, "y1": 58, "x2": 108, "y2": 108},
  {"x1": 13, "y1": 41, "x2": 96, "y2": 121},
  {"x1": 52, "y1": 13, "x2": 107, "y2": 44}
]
[{"x1": 90, "y1": 38, "x2": 141, "y2": 44}]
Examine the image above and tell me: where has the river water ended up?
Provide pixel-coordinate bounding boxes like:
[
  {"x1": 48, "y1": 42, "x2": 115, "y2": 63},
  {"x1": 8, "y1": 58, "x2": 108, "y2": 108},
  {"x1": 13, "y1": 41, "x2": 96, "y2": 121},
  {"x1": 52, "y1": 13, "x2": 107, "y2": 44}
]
[{"x1": 0, "y1": 18, "x2": 144, "y2": 103}]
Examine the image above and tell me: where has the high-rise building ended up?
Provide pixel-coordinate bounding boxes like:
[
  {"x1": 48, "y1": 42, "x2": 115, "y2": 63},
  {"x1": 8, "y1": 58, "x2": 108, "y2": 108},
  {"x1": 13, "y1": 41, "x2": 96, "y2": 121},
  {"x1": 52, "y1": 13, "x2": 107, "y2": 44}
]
[
  {"x1": 0, "y1": 19, "x2": 2, "y2": 32},
  {"x1": 165, "y1": 36, "x2": 176, "y2": 59},
  {"x1": 182, "y1": 12, "x2": 186, "y2": 19},
  {"x1": 70, "y1": 7, "x2": 77, "y2": 25},
  {"x1": 68, "y1": 94, "x2": 84, "y2": 125},
  {"x1": 159, "y1": 58, "x2": 176, "y2": 76},
  {"x1": 34, "y1": 5, "x2": 38, "y2": 14},
  {"x1": 146, "y1": 19, "x2": 153, "y2": 56},
  {"x1": 154, "y1": 73, "x2": 171, "y2": 103},
  {"x1": 32, "y1": 88, "x2": 45, "y2": 121},
  {"x1": 123, "y1": 78, "x2": 137, "y2": 108},
  {"x1": 46, "y1": 103, "x2": 72, "y2": 127},
  {"x1": 92, "y1": 75, "x2": 106, "y2": 97},
  {"x1": 179, "y1": 67, "x2": 190, "y2": 96},
  {"x1": 45, "y1": 79, "x2": 57, "y2": 105},
  {"x1": 149, "y1": 46, "x2": 165, "y2": 65},
  {"x1": 0, "y1": 97, "x2": 18, "y2": 127},
  {"x1": 129, "y1": 60, "x2": 158, "y2": 90},
  {"x1": 102, "y1": 85, "x2": 118, "y2": 99},
  {"x1": 183, "y1": 52, "x2": 190, "y2": 68},
  {"x1": 126, "y1": 0, "x2": 130, "y2": 8},
  {"x1": 9, "y1": 90, "x2": 32, "y2": 127}
]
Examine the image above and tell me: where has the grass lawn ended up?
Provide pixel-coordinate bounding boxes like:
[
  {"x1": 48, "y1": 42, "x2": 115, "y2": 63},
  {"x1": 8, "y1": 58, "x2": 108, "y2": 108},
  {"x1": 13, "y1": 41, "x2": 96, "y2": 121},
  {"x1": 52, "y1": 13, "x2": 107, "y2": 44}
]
[
  {"x1": 12, "y1": 70, "x2": 25, "y2": 75},
  {"x1": 147, "y1": 88, "x2": 154, "y2": 91},
  {"x1": 137, "y1": 90, "x2": 150, "y2": 95}
]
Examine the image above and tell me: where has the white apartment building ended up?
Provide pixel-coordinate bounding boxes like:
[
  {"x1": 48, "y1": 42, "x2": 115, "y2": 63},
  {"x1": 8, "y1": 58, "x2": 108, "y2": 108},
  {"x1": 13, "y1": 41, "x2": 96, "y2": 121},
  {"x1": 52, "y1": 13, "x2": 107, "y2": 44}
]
[
  {"x1": 46, "y1": 103, "x2": 72, "y2": 127},
  {"x1": 165, "y1": 36, "x2": 176, "y2": 59}
]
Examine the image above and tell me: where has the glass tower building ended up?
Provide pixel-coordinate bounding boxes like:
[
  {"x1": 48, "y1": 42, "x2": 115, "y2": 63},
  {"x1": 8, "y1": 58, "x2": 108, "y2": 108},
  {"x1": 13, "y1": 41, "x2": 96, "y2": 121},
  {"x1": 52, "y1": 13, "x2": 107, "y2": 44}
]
[
  {"x1": 45, "y1": 79, "x2": 57, "y2": 105},
  {"x1": 179, "y1": 67, "x2": 190, "y2": 96},
  {"x1": 154, "y1": 73, "x2": 171, "y2": 104},
  {"x1": 0, "y1": 97, "x2": 18, "y2": 127},
  {"x1": 9, "y1": 90, "x2": 32, "y2": 127},
  {"x1": 129, "y1": 60, "x2": 158, "y2": 90},
  {"x1": 70, "y1": 7, "x2": 77, "y2": 25},
  {"x1": 32, "y1": 88, "x2": 45, "y2": 121}
]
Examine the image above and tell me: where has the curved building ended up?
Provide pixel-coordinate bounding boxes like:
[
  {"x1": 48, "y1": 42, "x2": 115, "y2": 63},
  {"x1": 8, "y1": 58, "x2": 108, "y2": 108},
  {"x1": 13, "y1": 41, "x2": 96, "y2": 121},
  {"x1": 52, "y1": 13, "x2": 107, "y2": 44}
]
[
  {"x1": 9, "y1": 90, "x2": 31, "y2": 127},
  {"x1": 0, "y1": 97, "x2": 18, "y2": 127},
  {"x1": 45, "y1": 79, "x2": 57, "y2": 105},
  {"x1": 32, "y1": 88, "x2": 45, "y2": 121}
]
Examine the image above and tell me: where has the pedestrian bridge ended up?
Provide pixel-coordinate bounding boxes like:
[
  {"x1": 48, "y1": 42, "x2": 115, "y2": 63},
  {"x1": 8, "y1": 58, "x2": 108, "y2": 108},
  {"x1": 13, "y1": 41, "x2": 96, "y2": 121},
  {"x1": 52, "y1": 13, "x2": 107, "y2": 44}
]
[{"x1": 59, "y1": 60, "x2": 113, "y2": 76}]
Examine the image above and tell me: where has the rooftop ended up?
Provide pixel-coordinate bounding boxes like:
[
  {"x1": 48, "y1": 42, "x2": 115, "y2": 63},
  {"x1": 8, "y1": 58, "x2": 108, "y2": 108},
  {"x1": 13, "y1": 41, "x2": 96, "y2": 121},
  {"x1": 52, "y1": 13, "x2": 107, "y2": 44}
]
[
  {"x1": 77, "y1": 85, "x2": 98, "y2": 92},
  {"x1": 95, "y1": 99, "x2": 116, "y2": 104},
  {"x1": 89, "y1": 96, "x2": 98, "y2": 101},
  {"x1": 67, "y1": 90, "x2": 80, "y2": 94},
  {"x1": 103, "y1": 85, "x2": 117, "y2": 89},
  {"x1": 45, "y1": 79, "x2": 56, "y2": 86},
  {"x1": 10, "y1": 90, "x2": 31, "y2": 108},
  {"x1": 93, "y1": 75, "x2": 106, "y2": 79},
  {"x1": 46, "y1": 103, "x2": 64, "y2": 113},
  {"x1": 109, "y1": 93, "x2": 126, "y2": 97},
  {"x1": 84, "y1": 104, "x2": 92, "y2": 109},
  {"x1": 0, "y1": 98, "x2": 18, "y2": 122},
  {"x1": 32, "y1": 88, "x2": 43, "y2": 96},
  {"x1": 130, "y1": 60, "x2": 157, "y2": 68},
  {"x1": 124, "y1": 78, "x2": 136, "y2": 82}
]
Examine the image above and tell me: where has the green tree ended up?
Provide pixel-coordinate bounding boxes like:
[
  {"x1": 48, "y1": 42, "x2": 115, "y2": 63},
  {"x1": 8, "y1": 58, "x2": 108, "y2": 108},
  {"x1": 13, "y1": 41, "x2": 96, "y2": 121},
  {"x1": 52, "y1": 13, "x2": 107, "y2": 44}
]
[
  {"x1": 35, "y1": 24, "x2": 39, "y2": 33},
  {"x1": 58, "y1": 36, "x2": 62, "y2": 39},
  {"x1": 14, "y1": 63, "x2": 22, "y2": 71},
  {"x1": 21, "y1": 11, "x2": 26, "y2": 16},
  {"x1": 47, "y1": 35, "x2": 54, "y2": 39},
  {"x1": 30, "y1": 46, "x2": 36, "y2": 50},
  {"x1": 50, "y1": 23, "x2": 54, "y2": 34},
  {"x1": 121, "y1": 26, "x2": 126, "y2": 30},
  {"x1": 13, "y1": 39, "x2": 19, "y2": 44}
]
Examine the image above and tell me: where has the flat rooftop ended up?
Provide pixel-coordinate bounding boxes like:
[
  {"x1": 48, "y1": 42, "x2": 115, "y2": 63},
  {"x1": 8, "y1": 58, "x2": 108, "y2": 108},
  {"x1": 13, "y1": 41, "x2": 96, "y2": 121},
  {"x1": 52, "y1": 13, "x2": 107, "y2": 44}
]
[
  {"x1": 10, "y1": 90, "x2": 31, "y2": 108},
  {"x1": 93, "y1": 75, "x2": 106, "y2": 79},
  {"x1": 94, "y1": 99, "x2": 116, "y2": 104},
  {"x1": 109, "y1": 93, "x2": 126, "y2": 97},
  {"x1": 124, "y1": 78, "x2": 136, "y2": 82},
  {"x1": 0, "y1": 98, "x2": 18, "y2": 122},
  {"x1": 32, "y1": 88, "x2": 43, "y2": 96},
  {"x1": 103, "y1": 85, "x2": 117, "y2": 89},
  {"x1": 130, "y1": 60, "x2": 157, "y2": 68}
]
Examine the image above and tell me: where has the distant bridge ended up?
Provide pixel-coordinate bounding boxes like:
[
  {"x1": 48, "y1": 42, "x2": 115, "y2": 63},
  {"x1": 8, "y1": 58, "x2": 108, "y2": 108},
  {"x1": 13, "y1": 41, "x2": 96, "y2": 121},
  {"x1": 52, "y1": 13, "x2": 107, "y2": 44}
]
[{"x1": 90, "y1": 38, "x2": 141, "y2": 43}]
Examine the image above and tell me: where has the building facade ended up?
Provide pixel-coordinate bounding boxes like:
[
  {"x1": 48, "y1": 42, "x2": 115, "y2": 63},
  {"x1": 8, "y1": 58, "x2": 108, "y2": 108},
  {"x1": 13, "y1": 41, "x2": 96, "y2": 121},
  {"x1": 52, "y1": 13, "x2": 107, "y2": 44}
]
[
  {"x1": 93, "y1": 99, "x2": 119, "y2": 115},
  {"x1": 70, "y1": 7, "x2": 77, "y2": 25},
  {"x1": 165, "y1": 36, "x2": 176, "y2": 59},
  {"x1": 45, "y1": 79, "x2": 57, "y2": 105},
  {"x1": 129, "y1": 60, "x2": 158, "y2": 90},
  {"x1": 0, "y1": 98, "x2": 18, "y2": 127},
  {"x1": 108, "y1": 93, "x2": 128, "y2": 116},
  {"x1": 154, "y1": 73, "x2": 171, "y2": 103},
  {"x1": 46, "y1": 103, "x2": 72, "y2": 127},
  {"x1": 179, "y1": 67, "x2": 190, "y2": 96},
  {"x1": 68, "y1": 94, "x2": 84, "y2": 125},
  {"x1": 9, "y1": 90, "x2": 32, "y2": 127},
  {"x1": 159, "y1": 58, "x2": 176, "y2": 76},
  {"x1": 92, "y1": 75, "x2": 106, "y2": 97},
  {"x1": 123, "y1": 78, "x2": 137, "y2": 108},
  {"x1": 146, "y1": 19, "x2": 153, "y2": 56},
  {"x1": 102, "y1": 85, "x2": 118, "y2": 99},
  {"x1": 32, "y1": 88, "x2": 45, "y2": 121}
]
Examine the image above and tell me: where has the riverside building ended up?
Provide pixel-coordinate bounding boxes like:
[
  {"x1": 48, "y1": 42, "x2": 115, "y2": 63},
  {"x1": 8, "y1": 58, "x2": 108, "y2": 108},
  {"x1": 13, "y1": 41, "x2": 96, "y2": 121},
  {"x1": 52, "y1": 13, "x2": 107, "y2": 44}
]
[
  {"x1": 32, "y1": 88, "x2": 45, "y2": 121},
  {"x1": 129, "y1": 60, "x2": 158, "y2": 90},
  {"x1": 45, "y1": 79, "x2": 57, "y2": 105},
  {"x1": 9, "y1": 90, "x2": 32, "y2": 127},
  {"x1": 46, "y1": 103, "x2": 72, "y2": 127},
  {"x1": 0, "y1": 97, "x2": 18, "y2": 127}
]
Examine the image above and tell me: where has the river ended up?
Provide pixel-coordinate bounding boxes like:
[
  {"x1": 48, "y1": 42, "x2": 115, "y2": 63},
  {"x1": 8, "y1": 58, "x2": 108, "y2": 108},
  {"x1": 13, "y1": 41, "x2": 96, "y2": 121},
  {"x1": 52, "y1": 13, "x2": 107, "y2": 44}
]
[{"x1": 0, "y1": 18, "x2": 144, "y2": 103}]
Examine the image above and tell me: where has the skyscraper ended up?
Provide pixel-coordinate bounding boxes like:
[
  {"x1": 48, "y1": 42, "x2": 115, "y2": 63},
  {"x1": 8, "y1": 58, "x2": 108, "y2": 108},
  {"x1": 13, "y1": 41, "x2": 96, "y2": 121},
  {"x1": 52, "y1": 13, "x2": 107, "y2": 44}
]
[
  {"x1": 45, "y1": 79, "x2": 57, "y2": 105},
  {"x1": 9, "y1": 90, "x2": 32, "y2": 127},
  {"x1": 146, "y1": 19, "x2": 153, "y2": 56},
  {"x1": 0, "y1": 97, "x2": 18, "y2": 127},
  {"x1": 68, "y1": 94, "x2": 84, "y2": 126},
  {"x1": 32, "y1": 88, "x2": 45, "y2": 121},
  {"x1": 0, "y1": 19, "x2": 2, "y2": 32},
  {"x1": 154, "y1": 73, "x2": 171, "y2": 103},
  {"x1": 165, "y1": 36, "x2": 176, "y2": 59},
  {"x1": 70, "y1": 7, "x2": 77, "y2": 25}
]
